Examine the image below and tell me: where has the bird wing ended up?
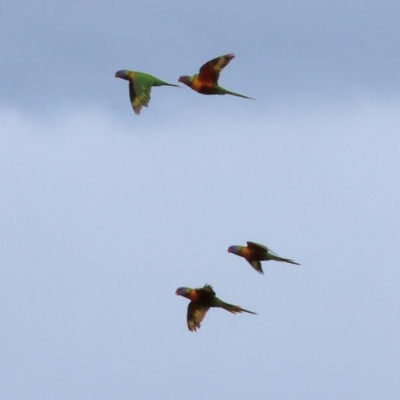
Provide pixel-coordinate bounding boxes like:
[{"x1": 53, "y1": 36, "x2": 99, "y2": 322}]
[
  {"x1": 247, "y1": 241, "x2": 297, "y2": 263},
  {"x1": 201, "y1": 284, "x2": 216, "y2": 296},
  {"x1": 247, "y1": 241, "x2": 269, "y2": 252},
  {"x1": 187, "y1": 302, "x2": 210, "y2": 332},
  {"x1": 129, "y1": 77, "x2": 152, "y2": 115},
  {"x1": 247, "y1": 259, "x2": 264, "y2": 274},
  {"x1": 198, "y1": 53, "x2": 235, "y2": 85},
  {"x1": 248, "y1": 241, "x2": 283, "y2": 259}
]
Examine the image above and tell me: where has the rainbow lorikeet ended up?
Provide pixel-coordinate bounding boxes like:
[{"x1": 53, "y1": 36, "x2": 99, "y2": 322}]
[
  {"x1": 175, "y1": 284, "x2": 256, "y2": 331},
  {"x1": 178, "y1": 54, "x2": 255, "y2": 99},
  {"x1": 228, "y1": 241, "x2": 300, "y2": 274},
  {"x1": 115, "y1": 70, "x2": 179, "y2": 115}
]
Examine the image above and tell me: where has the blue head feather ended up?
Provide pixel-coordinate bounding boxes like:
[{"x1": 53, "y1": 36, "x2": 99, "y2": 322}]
[
  {"x1": 115, "y1": 70, "x2": 129, "y2": 80},
  {"x1": 175, "y1": 287, "x2": 191, "y2": 297},
  {"x1": 227, "y1": 245, "x2": 242, "y2": 255},
  {"x1": 178, "y1": 76, "x2": 191, "y2": 86}
]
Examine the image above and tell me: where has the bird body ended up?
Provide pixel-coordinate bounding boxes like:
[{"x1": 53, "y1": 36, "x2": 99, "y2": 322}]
[
  {"x1": 228, "y1": 241, "x2": 300, "y2": 274},
  {"x1": 115, "y1": 70, "x2": 179, "y2": 115},
  {"x1": 176, "y1": 284, "x2": 256, "y2": 331},
  {"x1": 178, "y1": 54, "x2": 254, "y2": 99}
]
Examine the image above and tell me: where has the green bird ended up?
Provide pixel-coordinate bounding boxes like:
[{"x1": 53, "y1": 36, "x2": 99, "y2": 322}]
[
  {"x1": 228, "y1": 241, "x2": 300, "y2": 274},
  {"x1": 176, "y1": 284, "x2": 256, "y2": 331},
  {"x1": 178, "y1": 53, "x2": 255, "y2": 99},
  {"x1": 115, "y1": 70, "x2": 179, "y2": 115}
]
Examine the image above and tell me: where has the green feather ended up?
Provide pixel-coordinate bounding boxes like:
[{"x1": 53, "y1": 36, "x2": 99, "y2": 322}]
[{"x1": 116, "y1": 70, "x2": 179, "y2": 115}]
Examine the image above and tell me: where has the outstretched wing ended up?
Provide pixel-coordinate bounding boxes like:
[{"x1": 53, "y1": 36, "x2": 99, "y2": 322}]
[
  {"x1": 201, "y1": 284, "x2": 216, "y2": 296},
  {"x1": 187, "y1": 302, "x2": 210, "y2": 332},
  {"x1": 198, "y1": 53, "x2": 235, "y2": 85},
  {"x1": 247, "y1": 259, "x2": 264, "y2": 274},
  {"x1": 247, "y1": 241, "x2": 299, "y2": 264},
  {"x1": 247, "y1": 241, "x2": 270, "y2": 253},
  {"x1": 129, "y1": 77, "x2": 152, "y2": 115},
  {"x1": 248, "y1": 241, "x2": 283, "y2": 258}
]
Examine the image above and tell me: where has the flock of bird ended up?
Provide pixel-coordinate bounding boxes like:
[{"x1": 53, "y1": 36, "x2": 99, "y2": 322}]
[
  {"x1": 115, "y1": 53, "x2": 254, "y2": 115},
  {"x1": 115, "y1": 54, "x2": 300, "y2": 331}
]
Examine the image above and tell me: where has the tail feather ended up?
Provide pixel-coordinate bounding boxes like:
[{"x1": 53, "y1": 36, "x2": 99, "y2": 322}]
[
  {"x1": 154, "y1": 79, "x2": 180, "y2": 87},
  {"x1": 214, "y1": 298, "x2": 257, "y2": 315},
  {"x1": 271, "y1": 255, "x2": 301, "y2": 265},
  {"x1": 220, "y1": 87, "x2": 255, "y2": 100}
]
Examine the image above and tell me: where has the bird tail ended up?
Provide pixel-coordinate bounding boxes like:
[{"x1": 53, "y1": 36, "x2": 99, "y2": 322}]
[
  {"x1": 214, "y1": 298, "x2": 257, "y2": 315},
  {"x1": 220, "y1": 87, "x2": 255, "y2": 100},
  {"x1": 154, "y1": 79, "x2": 180, "y2": 87},
  {"x1": 270, "y1": 255, "x2": 301, "y2": 265}
]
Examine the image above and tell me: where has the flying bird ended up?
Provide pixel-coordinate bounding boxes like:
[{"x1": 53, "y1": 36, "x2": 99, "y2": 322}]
[
  {"x1": 178, "y1": 53, "x2": 255, "y2": 99},
  {"x1": 115, "y1": 70, "x2": 179, "y2": 115},
  {"x1": 228, "y1": 241, "x2": 300, "y2": 274},
  {"x1": 175, "y1": 284, "x2": 256, "y2": 331}
]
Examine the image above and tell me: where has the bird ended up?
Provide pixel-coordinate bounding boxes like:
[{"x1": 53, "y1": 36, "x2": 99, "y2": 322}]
[
  {"x1": 115, "y1": 70, "x2": 179, "y2": 115},
  {"x1": 178, "y1": 53, "x2": 255, "y2": 99},
  {"x1": 228, "y1": 241, "x2": 300, "y2": 274},
  {"x1": 175, "y1": 284, "x2": 256, "y2": 331}
]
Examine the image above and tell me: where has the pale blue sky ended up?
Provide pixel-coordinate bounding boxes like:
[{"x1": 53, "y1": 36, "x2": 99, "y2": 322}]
[{"x1": 1, "y1": 1, "x2": 400, "y2": 399}]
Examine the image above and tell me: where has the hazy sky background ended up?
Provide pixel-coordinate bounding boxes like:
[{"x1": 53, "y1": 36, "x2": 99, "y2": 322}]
[{"x1": 1, "y1": 1, "x2": 400, "y2": 399}]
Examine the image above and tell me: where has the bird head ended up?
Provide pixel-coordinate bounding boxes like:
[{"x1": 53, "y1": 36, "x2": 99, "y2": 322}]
[
  {"x1": 175, "y1": 287, "x2": 192, "y2": 298},
  {"x1": 178, "y1": 76, "x2": 191, "y2": 86},
  {"x1": 227, "y1": 245, "x2": 242, "y2": 255},
  {"x1": 115, "y1": 70, "x2": 129, "y2": 80}
]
